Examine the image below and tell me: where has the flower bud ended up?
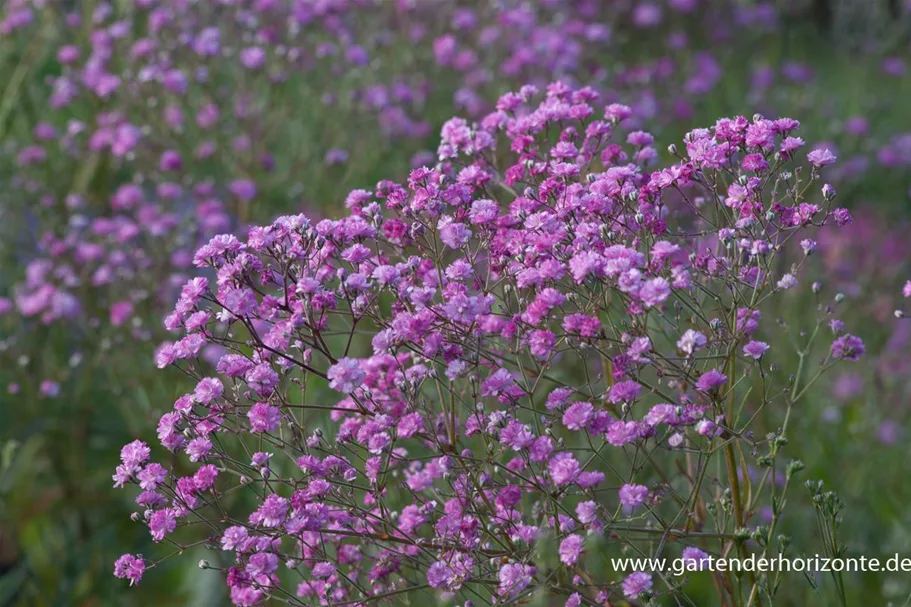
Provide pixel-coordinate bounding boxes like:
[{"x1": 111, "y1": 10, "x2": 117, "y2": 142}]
[{"x1": 786, "y1": 459, "x2": 805, "y2": 479}]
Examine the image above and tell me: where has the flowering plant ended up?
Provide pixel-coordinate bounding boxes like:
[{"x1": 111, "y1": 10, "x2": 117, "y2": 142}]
[
  {"x1": 108, "y1": 81, "x2": 864, "y2": 606},
  {"x1": 0, "y1": 2, "x2": 797, "y2": 601}
]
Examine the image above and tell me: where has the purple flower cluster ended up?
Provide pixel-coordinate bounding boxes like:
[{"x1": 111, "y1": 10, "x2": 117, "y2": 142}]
[
  {"x1": 111, "y1": 83, "x2": 863, "y2": 604},
  {"x1": 0, "y1": 1, "x2": 908, "y2": 603},
  {"x1": 1, "y1": 0, "x2": 898, "y2": 408}
]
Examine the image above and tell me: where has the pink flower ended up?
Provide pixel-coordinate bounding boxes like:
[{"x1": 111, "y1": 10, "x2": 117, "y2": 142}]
[
  {"x1": 239, "y1": 47, "x2": 266, "y2": 69},
  {"x1": 682, "y1": 546, "x2": 710, "y2": 570},
  {"x1": 639, "y1": 277, "x2": 671, "y2": 308},
  {"x1": 137, "y1": 463, "x2": 167, "y2": 491},
  {"x1": 229, "y1": 179, "x2": 257, "y2": 202},
  {"x1": 110, "y1": 301, "x2": 134, "y2": 326},
  {"x1": 220, "y1": 526, "x2": 249, "y2": 551},
  {"x1": 743, "y1": 341, "x2": 770, "y2": 359},
  {"x1": 831, "y1": 334, "x2": 865, "y2": 361},
  {"x1": 559, "y1": 534, "x2": 584, "y2": 566},
  {"x1": 696, "y1": 369, "x2": 728, "y2": 392},
  {"x1": 548, "y1": 452, "x2": 581, "y2": 486},
  {"x1": 114, "y1": 554, "x2": 145, "y2": 586},
  {"x1": 245, "y1": 364, "x2": 279, "y2": 396},
  {"x1": 807, "y1": 148, "x2": 837, "y2": 167},
  {"x1": 327, "y1": 358, "x2": 365, "y2": 393},
  {"x1": 120, "y1": 440, "x2": 151, "y2": 470},
  {"x1": 194, "y1": 378, "x2": 223, "y2": 403},
  {"x1": 622, "y1": 571, "x2": 653, "y2": 598},
  {"x1": 619, "y1": 483, "x2": 649, "y2": 507},
  {"x1": 528, "y1": 329, "x2": 556, "y2": 360},
  {"x1": 497, "y1": 563, "x2": 534, "y2": 599},
  {"x1": 677, "y1": 329, "x2": 707, "y2": 355},
  {"x1": 562, "y1": 402, "x2": 594, "y2": 431},
  {"x1": 148, "y1": 508, "x2": 177, "y2": 542},
  {"x1": 248, "y1": 403, "x2": 280, "y2": 432}
]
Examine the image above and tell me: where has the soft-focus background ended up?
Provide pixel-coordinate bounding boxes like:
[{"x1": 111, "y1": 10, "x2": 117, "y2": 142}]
[{"x1": 1, "y1": 0, "x2": 910, "y2": 605}]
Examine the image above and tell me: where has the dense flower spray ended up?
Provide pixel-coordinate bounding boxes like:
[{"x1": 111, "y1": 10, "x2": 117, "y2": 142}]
[
  {"x1": 113, "y1": 82, "x2": 863, "y2": 605},
  {"x1": 0, "y1": 0, "x2": 892, "y2": 398},
  {"x1": 2, "y1": 0, "x2": 905, "y2": 353},
  {"x1": 0, "y1": 1, "x2": 907, "y2": 604}
]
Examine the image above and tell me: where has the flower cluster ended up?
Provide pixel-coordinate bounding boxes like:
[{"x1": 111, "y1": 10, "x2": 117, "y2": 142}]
[
  {"x1": 2, "y1": 0, "x2": 899, "y2": 400},
  {"x1": 113, "y1": 83, "x2": 863, "y2": 605}
]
